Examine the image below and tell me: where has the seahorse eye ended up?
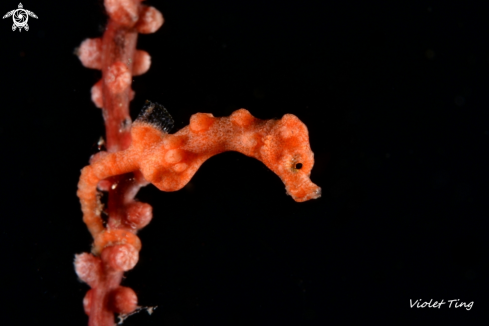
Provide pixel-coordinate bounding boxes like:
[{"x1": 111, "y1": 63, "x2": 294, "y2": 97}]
[{"x1": 295, "y1": 163, "x2": 303, "y2": 170}]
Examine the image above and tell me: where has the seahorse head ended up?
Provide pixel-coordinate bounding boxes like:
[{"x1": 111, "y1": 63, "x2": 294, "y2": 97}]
[{"x1": 260, "y1": 114, "x2": 321, "y2": 202}]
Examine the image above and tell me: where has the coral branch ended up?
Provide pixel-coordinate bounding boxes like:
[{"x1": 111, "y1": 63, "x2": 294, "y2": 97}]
[{"x1": 75, "y1": 1, "x2": 163, "y2": 325}]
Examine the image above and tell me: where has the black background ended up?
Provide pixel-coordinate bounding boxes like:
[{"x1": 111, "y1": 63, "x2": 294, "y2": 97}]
[{"x1": 1, "y1": 0, "x2": 488, "y2": 325}]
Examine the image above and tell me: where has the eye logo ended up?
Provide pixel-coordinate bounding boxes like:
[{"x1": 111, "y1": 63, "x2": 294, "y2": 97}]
[{"x1": 3, "y1": 3, "x2": 38, "y2": 32}]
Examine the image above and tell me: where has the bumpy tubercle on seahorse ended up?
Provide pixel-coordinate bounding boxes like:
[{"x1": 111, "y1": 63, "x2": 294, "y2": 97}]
[{"x1": 77, "y1": 101, "x2": 321, "y2": 256}]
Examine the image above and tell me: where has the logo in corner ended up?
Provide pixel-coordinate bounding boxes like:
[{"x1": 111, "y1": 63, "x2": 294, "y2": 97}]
[{"x1": 3, "y1": 3, "x2": 37, "y2": 32}]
